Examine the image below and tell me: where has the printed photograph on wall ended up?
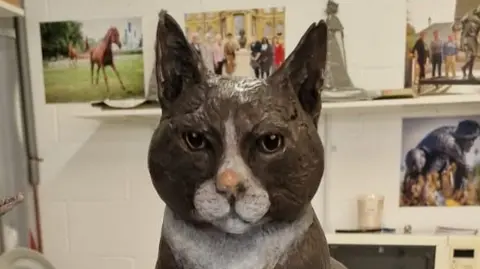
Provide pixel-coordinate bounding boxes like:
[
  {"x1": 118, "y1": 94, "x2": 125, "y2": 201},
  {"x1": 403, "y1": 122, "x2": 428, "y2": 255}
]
[
  {"x1": 400, "y1": 116, "x2": 480, "y2": 207},
  {"x1": 321, "y1": 0, "x2": 371, "y2": 101},
  {"x1": 405, "y1": 0, "x2": 480, "y2": 95},
  {"x1": 40, "y1": 17, "x2": 144, "y2": 103},
  {"x1": 183, "y1": 7, "x2": 285, "y2": 79}
]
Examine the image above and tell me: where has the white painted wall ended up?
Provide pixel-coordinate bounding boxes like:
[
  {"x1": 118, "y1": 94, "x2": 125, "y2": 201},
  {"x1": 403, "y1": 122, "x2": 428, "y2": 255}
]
[
  {"x1": 39, "y1": 118, "x2": 163, "y2": 269},
  {"x1": 24, "y1": 0, "x2": 480, "y2": 268}
]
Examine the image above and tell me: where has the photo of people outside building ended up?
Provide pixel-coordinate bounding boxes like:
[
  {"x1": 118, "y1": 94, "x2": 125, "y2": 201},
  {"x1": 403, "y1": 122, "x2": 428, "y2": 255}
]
[
  {"x1": 184, "y1": 7, "x2": 285, "y2": 78},
  {"x1": 404, "y1": 0, "x2": 480, "y2": 94}
]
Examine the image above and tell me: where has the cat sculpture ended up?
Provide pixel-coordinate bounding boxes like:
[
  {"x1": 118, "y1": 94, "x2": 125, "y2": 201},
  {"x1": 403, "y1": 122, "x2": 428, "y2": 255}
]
[{"x1": 148, "y1": 10, "x2": 345, "y2": 269}]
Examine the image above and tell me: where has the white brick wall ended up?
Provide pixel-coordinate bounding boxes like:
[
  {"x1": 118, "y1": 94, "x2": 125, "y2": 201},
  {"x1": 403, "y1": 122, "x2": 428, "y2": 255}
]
[{"x1": 39, "y1": 119, "x2": 165, "y2": 268}]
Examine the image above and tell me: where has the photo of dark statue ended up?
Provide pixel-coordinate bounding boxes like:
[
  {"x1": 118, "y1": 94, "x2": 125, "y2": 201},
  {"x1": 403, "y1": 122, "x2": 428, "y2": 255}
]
[
  {"x1": 401, "y1": 119, "x2": 480, "y2": 206},
  {"x1": 238, "y1": 29, "x2": 247, "y2": 49},
  {"x1": 322, "y1": 0, "x2": 370, "y2": 101},
  {"x1": 460, "y1": 5, "x2": 480, "y2": 80}
]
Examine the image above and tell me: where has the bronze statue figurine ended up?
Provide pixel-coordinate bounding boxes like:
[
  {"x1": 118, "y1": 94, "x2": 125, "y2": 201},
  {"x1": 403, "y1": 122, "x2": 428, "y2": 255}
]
[
  {"x1": 238, "y1": 29, "x2": 247, "y2": 49},
  {"x1": 460, "y1": 5, "x2": 480, "y2": 80},
  {"x1": 322, "y1": 0, "x2": 371, "y2": 101},
  {"x1": 150, "y1": 10, "x2": 348, "y2": 269},
  {"x1": 0, "y1": 193, "x2": 24, "y2": 217}
]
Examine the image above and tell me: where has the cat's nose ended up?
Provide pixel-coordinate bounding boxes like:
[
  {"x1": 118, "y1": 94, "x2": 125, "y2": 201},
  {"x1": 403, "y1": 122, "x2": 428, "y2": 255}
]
[{"x1": 216, "y1": 169, "x2": 244, "y2": 198}]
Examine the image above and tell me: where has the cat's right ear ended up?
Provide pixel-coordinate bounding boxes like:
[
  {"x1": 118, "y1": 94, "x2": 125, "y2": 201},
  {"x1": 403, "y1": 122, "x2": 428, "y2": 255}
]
[{"x1": 155, "y1": 10, "x2": 206, "y2": 110}]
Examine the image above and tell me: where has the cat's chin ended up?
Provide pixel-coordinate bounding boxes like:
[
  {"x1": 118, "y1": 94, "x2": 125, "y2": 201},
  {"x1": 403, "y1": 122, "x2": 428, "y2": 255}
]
[
  {"x1": 211, "y1": 215, "x2": 253, "y2": 234},
  {"x1": 192, "y1": 211, "x2": 268, "y2": 235}
]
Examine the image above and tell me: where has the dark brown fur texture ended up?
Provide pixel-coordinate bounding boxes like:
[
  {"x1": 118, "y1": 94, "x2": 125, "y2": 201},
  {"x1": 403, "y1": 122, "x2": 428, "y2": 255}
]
[{"x1": 148, "y1": 10, "x2": 336, "y2": 269}]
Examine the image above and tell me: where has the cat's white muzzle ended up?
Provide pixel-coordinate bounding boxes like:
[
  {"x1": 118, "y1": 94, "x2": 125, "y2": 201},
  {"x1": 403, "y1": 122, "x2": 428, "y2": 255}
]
[{"x1": 193, "y1": 179, "x2": 270, "y2": 234}]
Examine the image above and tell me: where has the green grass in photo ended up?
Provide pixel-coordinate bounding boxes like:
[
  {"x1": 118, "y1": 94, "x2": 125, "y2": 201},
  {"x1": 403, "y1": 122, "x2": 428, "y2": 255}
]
[{"x1": 43, "y1": 53, "x2": 144, "y2": 103}]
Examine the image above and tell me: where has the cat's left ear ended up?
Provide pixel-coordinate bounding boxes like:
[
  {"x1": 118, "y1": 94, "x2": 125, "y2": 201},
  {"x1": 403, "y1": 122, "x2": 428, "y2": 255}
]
[
  {"x1": 268, "y1": 20, "x2": 327, "y2": 125},
  {"x1": 154, "y1": 10, "x2": 207, "y2": 111}
]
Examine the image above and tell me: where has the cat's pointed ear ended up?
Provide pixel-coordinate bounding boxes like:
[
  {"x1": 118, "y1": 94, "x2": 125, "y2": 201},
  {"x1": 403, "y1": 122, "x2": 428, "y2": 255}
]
[
  {"x1": 155, "y1": 10, "x2": 206, "y2": 110},
  {"x1": 268, "y1": 20, "x2": 327, "y2": 125}
]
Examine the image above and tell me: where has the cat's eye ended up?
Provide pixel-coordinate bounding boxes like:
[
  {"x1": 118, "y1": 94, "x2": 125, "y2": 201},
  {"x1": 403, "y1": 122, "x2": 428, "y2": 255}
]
[
  {"x1": 183, "y1": 132, "x2": 206, "y2": 150},
  {"x1": 258, "y1": 134, "x2": 284, "y2": 154}
]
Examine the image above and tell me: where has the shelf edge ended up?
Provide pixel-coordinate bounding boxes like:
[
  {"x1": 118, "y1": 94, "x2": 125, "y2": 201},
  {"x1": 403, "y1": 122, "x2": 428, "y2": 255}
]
[{"x1": 0, "y1": 1, "x2": 24, "y2": 17}]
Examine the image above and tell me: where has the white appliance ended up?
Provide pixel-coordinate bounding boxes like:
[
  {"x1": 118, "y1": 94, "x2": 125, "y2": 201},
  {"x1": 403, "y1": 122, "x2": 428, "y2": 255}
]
[
  {"x1": 448, "y1": 235, "x2": 480, "y2": 269},
  {"x1": 327, "y1": 233, "x2": 450, "y2": 269}
]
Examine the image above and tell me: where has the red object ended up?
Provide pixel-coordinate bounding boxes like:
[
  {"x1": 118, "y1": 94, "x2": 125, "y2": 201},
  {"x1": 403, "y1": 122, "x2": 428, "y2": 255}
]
[
  {"x1": 274, "y1": 44, "x2": 285, "y2": 67},
  {"x1": 29, "y1": 230, "x2": 38, "y2": 251},
  {"x1": 30, "y1": 184, "x2": 43, "y2": 253}
]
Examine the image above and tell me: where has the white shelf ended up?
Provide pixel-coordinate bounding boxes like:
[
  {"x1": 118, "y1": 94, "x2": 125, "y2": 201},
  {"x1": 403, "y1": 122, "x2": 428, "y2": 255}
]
[
  {"x1": 0, "y1": 1, "x2": 24, "y2": 17},
  {"x1": 323, "y1": 93, "x2": 480, "y2": 111},
  {"x1": 326, "y1": 233, "x2": 448, "y2": 246},
  {"x1": 76, "y1": 108, "x2": 161, "y2": 120},
  {"x1": 75, "y1": 94, "x2": 480, "y2": 120}
]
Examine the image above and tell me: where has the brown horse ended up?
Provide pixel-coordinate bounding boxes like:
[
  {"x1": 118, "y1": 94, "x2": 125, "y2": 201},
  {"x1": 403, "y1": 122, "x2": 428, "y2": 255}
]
[
  {"x1": 89, "y1": 27, "x2": 126, "y2": 97},
  {"x1": 67, "y1": 41, "x2": 78, "y2": 67}
]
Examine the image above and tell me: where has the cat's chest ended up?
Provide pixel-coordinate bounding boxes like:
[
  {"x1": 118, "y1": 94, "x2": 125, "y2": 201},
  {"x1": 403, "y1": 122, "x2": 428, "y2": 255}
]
[
  {"x1": 161, "y1": 209, "x2": 312, "y2": 269},
  {"x1": 167, "y1": 234, "x2": 273, "y2": 269}
]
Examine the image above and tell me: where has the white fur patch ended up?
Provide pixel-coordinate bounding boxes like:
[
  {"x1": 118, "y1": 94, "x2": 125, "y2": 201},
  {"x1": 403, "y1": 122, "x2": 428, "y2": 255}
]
[
  {"x1": 162, "y1": 206, "x2": 314, "y2": 269},
  {"x1": 207, "y1": 75, "x2": 266, "y2": 92},
  {"x1": 207, "y1": 75, "x2": 267, "y2": 102},
  {"x1": 232, "y1": 79, "x2": 266, "y2": 92}
]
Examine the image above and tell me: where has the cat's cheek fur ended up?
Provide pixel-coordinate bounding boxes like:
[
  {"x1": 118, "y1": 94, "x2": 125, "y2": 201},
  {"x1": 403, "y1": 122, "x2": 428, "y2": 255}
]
[
  {"x1": 149, "y1": 124, "x2": 216, "y2": 221},
  {"x1": 260, "y1": 148, "x2": 323, "y2": 221},
  {"x1": 234, "y1": 184, "x2": 270, "y2": 222},
  {"x1": 193, "y1": 179, "x2": 231, "y2": 221}
]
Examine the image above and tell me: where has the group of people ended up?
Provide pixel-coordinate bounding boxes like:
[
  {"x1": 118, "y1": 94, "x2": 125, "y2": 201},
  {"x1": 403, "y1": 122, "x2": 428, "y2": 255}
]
[
  {"x1": 188, "y1": 32, "x2": 285, "y2": 78},
  {"x1": 190, "y1": 32, "x2": 238, "y2": 76},
  {"x1": 249, "y1": 36, "x2": 285, "y2": 79},
  {"x1": 410, "y1": 30, "x2": 459, "y2": 80}
]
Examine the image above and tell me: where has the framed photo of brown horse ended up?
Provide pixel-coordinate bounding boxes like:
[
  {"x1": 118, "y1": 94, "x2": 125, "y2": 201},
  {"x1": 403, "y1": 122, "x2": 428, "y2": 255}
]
[{"x1": 40, "y1": 17, "x2": 145, "y2": 103}]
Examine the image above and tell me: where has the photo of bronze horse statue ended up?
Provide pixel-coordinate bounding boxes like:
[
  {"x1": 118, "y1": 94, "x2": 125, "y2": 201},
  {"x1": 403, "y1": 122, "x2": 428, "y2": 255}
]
[{"x1": 89, "y1": 26, "x2": 127, "y2": 97}]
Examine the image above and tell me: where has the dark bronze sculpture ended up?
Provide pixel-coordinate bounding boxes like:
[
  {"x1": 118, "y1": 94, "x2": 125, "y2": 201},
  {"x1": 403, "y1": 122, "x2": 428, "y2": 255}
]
[
  {"x1": 0, "y1": 193, "x2": 23, "y2": 217},
  {"x1": 149, "y1": 10, "x2": 347, "y2": 269},
  {"x1": 238, "y1": 29, "x2": 247, "y2": 49},
  {"x1": 460, "y1": 5, "x2": 480, "y2": 80},
  {"x1": 322, "y1": 0, "x2": 370, "y2": 101}
]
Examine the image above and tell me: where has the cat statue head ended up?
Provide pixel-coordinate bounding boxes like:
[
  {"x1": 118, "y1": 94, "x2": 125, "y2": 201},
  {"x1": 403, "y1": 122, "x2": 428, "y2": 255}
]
[{"x1": 148, "y1": 10, "x2": 327, "y2": 235}]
